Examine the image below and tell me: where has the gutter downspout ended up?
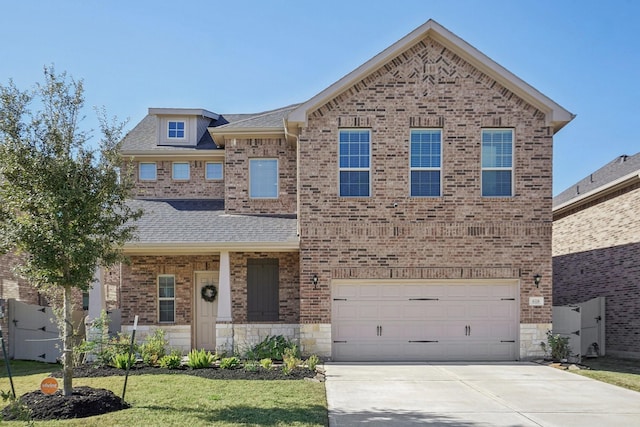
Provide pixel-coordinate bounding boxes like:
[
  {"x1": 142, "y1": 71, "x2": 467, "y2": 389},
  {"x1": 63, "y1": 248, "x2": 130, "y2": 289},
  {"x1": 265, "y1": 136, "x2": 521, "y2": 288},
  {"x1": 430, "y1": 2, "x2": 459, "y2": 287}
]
[{"x1": 283, "y1": 118, "x2": 301, "y2": 238}]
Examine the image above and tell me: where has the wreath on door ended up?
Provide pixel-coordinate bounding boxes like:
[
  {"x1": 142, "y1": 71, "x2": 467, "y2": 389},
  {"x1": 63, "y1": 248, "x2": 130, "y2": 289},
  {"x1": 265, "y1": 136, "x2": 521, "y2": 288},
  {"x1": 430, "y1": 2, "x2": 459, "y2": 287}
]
[{"x1": 200, "y1": 284, "x2": 218, "y2": 302}]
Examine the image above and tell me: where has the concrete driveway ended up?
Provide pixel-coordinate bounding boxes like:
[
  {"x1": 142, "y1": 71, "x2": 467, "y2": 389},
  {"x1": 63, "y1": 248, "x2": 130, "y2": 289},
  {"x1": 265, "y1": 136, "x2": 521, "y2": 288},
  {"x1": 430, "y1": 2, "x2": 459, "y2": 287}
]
[{"x1": 324, "y1": 362, "x2": 640, "y2": 426}]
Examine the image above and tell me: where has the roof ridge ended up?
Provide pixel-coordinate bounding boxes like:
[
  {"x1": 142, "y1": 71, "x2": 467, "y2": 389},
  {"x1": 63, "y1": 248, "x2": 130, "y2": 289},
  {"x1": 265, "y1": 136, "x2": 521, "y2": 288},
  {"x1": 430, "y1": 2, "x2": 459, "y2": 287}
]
[{"x1": 219, "y1": 103, "x2": 301, "y2": 127}]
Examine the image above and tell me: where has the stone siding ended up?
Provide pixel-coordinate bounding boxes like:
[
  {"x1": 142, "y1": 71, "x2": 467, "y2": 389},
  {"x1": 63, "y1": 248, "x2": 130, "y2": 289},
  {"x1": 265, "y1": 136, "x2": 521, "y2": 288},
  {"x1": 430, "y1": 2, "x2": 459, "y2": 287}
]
[
  {"x1": 297, "y1": 34, "x2": 554, "y2": 326},
  {"x1": 553, "y1": 182, "x2": 640, "y2": 357}
]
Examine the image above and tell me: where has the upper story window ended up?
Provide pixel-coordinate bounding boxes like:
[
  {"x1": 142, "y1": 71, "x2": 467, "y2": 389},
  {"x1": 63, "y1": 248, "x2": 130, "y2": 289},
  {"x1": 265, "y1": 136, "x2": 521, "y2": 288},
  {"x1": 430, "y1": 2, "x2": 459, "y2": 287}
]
[
  {"x1": 206, "y1": 162, "x2": 224, "y2": 180},
  {"x1": 249, "y1": 159, "x2": 278, "y2": 198},
  {"x1": 172, "y1": 162, "x2": 190, "y2": 180},
  {"x1": 339, "y1": 129, "x2": 370, "y2": 197},
  {"x1": 158, "y1": 275, "x2": 175, "y2": 323},
  {"x1": 410, "y1": 129, "x2": 442, "y2": 197},
  {"x1": 481, "y1": 129, "x2": 513, "y2": 197},
  {"x1": 168, "y1": 121, "x2": 185, "y2": 139},
  {"x1": 139, "y1": 162, "x2": 157, "y2": 181}
]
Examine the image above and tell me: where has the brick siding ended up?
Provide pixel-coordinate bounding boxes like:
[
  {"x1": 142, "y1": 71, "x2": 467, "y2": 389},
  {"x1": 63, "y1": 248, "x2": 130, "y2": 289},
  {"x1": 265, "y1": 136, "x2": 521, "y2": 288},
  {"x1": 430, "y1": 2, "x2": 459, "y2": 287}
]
[
  {"x1": 128, "y1": 160, "x2": 225, "y2": 199},
  {"x1": 224, "y1": 138, "x2": 297, "y2": 215},
  {"x1": 297, "y1": 34, "x2": 553, "y2": 324},
  {"x1": 230, "y1": 252, "x2": 300, "y2": 323},
  {"x1": 120, "y1": 255, "x2": 220, "y2": 325},
  {"x1": 553, "y1": 182, "x2": 640, "y2": 356}
]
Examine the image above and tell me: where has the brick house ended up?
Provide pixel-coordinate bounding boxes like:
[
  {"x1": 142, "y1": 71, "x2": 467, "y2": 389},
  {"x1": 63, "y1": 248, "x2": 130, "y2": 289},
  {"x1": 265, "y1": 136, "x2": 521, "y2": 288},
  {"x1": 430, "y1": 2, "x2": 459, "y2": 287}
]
[
  {"x1": 106, "y1": 19, "x2": 573, "y2": 361},
  {"x1": 553, "y1": 152, "x2": 640, "y2": 359}
]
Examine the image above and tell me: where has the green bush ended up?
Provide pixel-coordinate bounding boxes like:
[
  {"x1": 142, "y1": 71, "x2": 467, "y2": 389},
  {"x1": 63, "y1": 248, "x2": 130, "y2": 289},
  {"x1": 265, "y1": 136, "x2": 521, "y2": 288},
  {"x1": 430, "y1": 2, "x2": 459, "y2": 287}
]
[
  {"x1": 111, "y1": 353, "x2": 136, "y2": 370},
  {"x1": 246, "y1": 335, "x2": 295, "y2": 361},
  {"x1": 159, "y1": 351, "x2": 183, "y2": 369},
  {"x1": 541, "y1": 330, "x2": 571, "y2": 361},
  {"x1": 259, "y1": 358, "x2": 273, "y2": 370},
  {"x1": 282, "y1": 345, "x2": 302, "y2": 375},
  {"x1": 220, "y1": 356, "x2": 241, "y2": 370},
  {"x1": 187, "y1": 349, "x2": 215, "y2": 369},
  {"x1": 306, "y1": 354, "x2": 320, "y2": 371},
  {"x1": 243, "y1": 359, "x2": 260, "y2": 372},
  {"x1": 140, "y1": 329, "x2": 168, "y2": 366}
]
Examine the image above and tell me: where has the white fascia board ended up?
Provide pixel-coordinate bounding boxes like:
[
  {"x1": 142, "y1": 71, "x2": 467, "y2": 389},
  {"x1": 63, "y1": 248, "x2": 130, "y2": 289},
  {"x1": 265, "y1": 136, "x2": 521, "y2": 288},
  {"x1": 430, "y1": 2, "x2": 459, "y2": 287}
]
[
  {"x1": 553, "y1": 171, "x2": 640, "y2": 214},
  {"x1": 123, "y1": 241, "x2": 300, "y2": 255},
  {"x1": 149, "y1": 108, "x2": 219, "y2": 120},
  {"x1": 120, "y1": 150, "x2": 225, "y2": 160}
]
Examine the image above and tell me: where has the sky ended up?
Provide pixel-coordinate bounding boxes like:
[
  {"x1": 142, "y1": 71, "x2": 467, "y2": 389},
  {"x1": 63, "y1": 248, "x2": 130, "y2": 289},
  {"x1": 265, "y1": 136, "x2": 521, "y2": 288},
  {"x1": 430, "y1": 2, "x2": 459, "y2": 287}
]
[{"x1": 0, "y1": 0, "x2": 638, "y2": 195}]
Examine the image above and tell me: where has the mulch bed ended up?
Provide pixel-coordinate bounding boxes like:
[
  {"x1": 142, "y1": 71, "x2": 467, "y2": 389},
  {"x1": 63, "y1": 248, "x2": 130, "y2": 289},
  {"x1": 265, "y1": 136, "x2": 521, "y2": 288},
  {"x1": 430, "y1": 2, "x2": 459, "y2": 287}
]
[{"x1": 2, "y1": 363, "x2": 318, "y2": 421}]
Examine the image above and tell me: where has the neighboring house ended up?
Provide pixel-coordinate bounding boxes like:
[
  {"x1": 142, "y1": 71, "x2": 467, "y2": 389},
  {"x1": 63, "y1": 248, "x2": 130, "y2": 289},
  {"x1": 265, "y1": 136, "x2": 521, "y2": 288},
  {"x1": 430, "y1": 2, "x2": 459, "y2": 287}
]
[
  {"x1": 553, "y1": 152, "x2": 640, "y2": 359},
  {"x1": 102, "y1": 19, "x2": 573, "y2": 361}
]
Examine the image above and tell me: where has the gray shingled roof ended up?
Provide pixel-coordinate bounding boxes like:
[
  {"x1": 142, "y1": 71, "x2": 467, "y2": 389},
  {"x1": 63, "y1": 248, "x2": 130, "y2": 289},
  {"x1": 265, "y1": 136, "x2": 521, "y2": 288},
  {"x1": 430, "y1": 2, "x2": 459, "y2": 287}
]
[
  {"x1": 213, "y1": 104, "x2": 300, "y2": 130},
  {"x1": 120, "y1": 105, "x2": 300, "y2": 153},
  {"x1": 127, "y1": 199, "x2": 298, "y2": 246},
  {"x1": 129, "y1": 199, "x2": 298, "y2": 245},
  {"x1": 554, "y1": 152, "x2": 640, "y2": 207}
]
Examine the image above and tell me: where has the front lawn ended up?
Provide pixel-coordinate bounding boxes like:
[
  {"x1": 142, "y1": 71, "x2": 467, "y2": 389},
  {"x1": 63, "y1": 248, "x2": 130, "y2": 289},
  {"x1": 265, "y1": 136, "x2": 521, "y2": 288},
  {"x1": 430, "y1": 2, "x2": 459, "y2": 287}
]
[
  {"x1": 574, "y1": 356, "x2": 640, "y2": 393},
  {"x1": 0, "y1": 361, "x2": 328, "y2": 426}
]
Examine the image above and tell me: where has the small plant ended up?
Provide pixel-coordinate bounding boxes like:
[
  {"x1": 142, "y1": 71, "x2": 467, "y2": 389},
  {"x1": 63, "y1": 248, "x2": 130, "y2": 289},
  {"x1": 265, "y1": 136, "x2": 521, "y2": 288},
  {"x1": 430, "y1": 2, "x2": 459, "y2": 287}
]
[
  {"x1": 541, "y1": 330, "x2": 571, "y2": 361},
  {"x1": 187, "y1": 348, "x2": 215, "y2": 369},
  {"x1": 259, "y1": 358, "x2": 273, "y2": 370},
  {"x1": 306, "y1": 354, "x2": 320, "y2": 371},
  {"x1": 140, "y1": 329, "x2": 168, "y2": 366},
  {"x1": 246, "y1": 335, "x2": 294, "y2": 361},
  {"x1": 243, "y1": 359, "x2": 260, "y2": 372},
  {"x1": 282, "y1": 345, "x2": 302, "y2": 375},
  {"x1": 220, "y1": 356, "x2": 241, "y2": 370},
  {"x1": 112, "y1": 353, "x2": 136, "y2": 370},
  {"x1": 159, "y1": 350, "x2": 183, "y2": 369},
  {"x1": 0, "y1": 390, "x2": 33, "y2": 424}
]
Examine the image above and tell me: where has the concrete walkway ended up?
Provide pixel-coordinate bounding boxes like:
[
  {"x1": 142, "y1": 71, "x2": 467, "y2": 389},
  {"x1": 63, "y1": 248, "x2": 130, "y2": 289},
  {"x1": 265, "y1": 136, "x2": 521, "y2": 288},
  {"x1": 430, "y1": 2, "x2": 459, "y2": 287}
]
[{"x1": 324, "y1": 362, "x2": 640, "y2": 426}]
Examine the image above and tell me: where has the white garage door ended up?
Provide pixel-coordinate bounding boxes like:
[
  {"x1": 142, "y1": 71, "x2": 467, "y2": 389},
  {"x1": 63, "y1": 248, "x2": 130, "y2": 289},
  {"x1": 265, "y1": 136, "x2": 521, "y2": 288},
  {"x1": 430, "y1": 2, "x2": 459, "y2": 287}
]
[{"x1": 332, "y1": 281, "x2": 519, "y2": 361}]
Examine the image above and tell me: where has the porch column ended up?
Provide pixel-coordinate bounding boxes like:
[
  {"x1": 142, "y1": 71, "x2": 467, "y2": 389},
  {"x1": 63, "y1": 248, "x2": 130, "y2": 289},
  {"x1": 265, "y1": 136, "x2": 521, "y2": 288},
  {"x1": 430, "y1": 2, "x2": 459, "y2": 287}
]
[
  {"x1": 217, "y1": 251, "x2": 232, "y2": 321},
  {"x1": 87, "y1": 266, "x2": 105, "y2": 320}
]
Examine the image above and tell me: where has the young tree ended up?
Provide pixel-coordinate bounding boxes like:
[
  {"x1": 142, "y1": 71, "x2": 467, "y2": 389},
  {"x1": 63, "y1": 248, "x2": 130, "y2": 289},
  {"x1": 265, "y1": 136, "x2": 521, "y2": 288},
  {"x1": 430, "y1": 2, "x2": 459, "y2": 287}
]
[{"x1": 0, "y1": 66, "x2": 141, "y2": 396}]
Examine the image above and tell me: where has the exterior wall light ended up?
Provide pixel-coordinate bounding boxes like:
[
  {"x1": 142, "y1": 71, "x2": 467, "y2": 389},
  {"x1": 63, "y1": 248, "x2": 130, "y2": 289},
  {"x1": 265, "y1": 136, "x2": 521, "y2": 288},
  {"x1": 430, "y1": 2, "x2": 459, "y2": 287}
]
[
  {"x1": 533, "y1": 274, "x2": 542, "y2": 288},
  {"x1": 312, "y1": 274, "x2": 318, "y2": 290}
]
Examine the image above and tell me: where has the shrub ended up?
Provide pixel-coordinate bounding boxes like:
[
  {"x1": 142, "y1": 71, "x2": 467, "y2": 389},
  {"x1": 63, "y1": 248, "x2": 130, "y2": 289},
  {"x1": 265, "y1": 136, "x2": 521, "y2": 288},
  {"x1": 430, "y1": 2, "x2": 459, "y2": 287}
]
[
  {"x1": 243, "y1": 360, "x2": 260, "y2": 372},
  {"x1": 541, "y1": 330, "x2": 571, "y2": 361},
  {"x1": 282, "y1": 345, "x2": 302, "y2": 375},
  {"x1": 187, "y1": 349, "x2": 215, "y2": 369},
  {"x1": 220, "y1": 356, "x2": 241, "y2": 370},
  {"x1": 159, "y1": 351, "x2": 183, "y2": 369},
  {"x1": 259, "y1": 358, "x2": 273, "y2": 370},
  {"x1": 111, "y1": 353, "x2": 136, "y2": 370},
  {"x1": 246, "y1": 335, "x2": 294, "y2": 361},
  {"x1": 140, "y1": 329, "x2": 168, "y2": 366},
  {"x1": 306, "y1": 354, "x2": 320, "y2": 371}
]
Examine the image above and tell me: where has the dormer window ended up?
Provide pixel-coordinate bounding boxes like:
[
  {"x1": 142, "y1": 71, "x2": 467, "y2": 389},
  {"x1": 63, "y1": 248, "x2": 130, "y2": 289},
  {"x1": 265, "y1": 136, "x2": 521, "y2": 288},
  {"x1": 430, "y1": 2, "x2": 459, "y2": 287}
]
[{"x1": 168, "y1": 121, "x2": 185, "y2": 139}]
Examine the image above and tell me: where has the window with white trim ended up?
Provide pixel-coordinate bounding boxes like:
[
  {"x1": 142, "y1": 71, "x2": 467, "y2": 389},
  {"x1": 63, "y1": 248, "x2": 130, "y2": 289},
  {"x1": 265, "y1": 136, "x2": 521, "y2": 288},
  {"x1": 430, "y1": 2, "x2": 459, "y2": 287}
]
[
  {"x1": 410, "y1": 129, "x2": 442, "y2": 197},
  {"x1": 481, "y1": 129, "x2": 514, "y2": 197},
  {"x1": 172, "y1": 162, "x2": 190, "y2": 180},
  {"x1": 339, "y1": 129, "x2": 370, "y2": 197},
  {"x1": 249, "y1": 159, "x2": 278, "y2": 198},
  {"x1": 139, "y1": 162, "x2": 157, "y2": 181},
  {"x1": 206, "y1": 162, "x2": 223, "y2": 180},
  {"x1": 168, "y1": 121, "x2": 185, "y2": 139},
  {"x1": 158, "y1": 275, "x2": 175, "y2": 323}
]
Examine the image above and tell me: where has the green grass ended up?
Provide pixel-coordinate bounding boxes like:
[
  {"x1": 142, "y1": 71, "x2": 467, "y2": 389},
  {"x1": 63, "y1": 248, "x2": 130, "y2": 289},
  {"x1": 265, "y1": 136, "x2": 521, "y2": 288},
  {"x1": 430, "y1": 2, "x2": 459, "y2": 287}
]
[
  {"x1": 573, "y1": 356, "x2": 640, "y2": 393},
  {"x1": 0, "y1": 360, "x2": 328, "y2": 426}
]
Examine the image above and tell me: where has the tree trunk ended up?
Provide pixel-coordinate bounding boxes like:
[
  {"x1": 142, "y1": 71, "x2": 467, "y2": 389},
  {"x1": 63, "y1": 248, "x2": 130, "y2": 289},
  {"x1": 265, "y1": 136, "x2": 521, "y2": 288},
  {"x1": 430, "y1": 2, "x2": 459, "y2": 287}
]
[{"x1": 62, "y1": 285, "x2": 74, "y2": 396}]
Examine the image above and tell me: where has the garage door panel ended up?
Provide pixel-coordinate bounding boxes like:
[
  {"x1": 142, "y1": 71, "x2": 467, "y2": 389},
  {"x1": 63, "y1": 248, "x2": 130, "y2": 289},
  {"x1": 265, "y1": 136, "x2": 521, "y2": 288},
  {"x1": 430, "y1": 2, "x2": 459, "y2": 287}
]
[{"x1": 332, "y1": 281, "x2": 519, "y2": 361}]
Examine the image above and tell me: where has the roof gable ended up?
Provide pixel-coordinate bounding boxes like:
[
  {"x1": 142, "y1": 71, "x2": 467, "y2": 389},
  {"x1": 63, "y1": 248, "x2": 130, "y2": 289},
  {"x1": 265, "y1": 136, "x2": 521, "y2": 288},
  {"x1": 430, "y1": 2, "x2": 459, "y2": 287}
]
[{"x1": 287, "y1": 19, "x2": 573, "y2": 134}]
